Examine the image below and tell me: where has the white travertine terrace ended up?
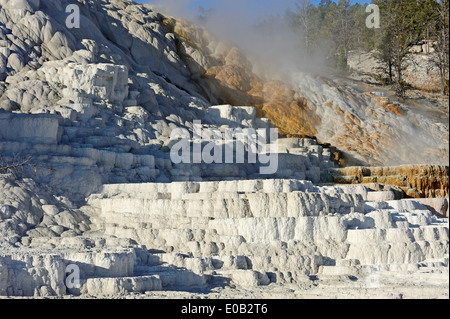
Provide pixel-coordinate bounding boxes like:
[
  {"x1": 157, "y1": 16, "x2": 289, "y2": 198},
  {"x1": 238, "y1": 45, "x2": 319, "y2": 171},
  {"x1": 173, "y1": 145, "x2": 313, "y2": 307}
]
[{"x1": 0, "y1": 0, "x2": 448, "y2": 298}]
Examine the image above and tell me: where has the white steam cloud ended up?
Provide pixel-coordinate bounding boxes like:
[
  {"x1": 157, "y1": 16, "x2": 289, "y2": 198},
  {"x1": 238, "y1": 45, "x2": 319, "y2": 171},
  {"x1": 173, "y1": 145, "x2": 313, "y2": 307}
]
[{"x1": 144, "y1": 0, "x2": 328, "y2": 77}]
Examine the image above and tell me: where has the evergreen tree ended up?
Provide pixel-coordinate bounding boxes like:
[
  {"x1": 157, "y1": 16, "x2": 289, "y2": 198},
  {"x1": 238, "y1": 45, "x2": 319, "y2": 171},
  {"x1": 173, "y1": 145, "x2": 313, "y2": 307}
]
[
  {"x1": 282, "y1": 0, "x2": 448, "y2": 93},
  {"x1": 329, "y1": 0, "x2": 353, "y2": 57},
  {"x1": 373, "y1": 0, "x2": 419, "y2": 95},
  {"x1": 415, "y1": 0, "x2": 440, "y2": 49}
]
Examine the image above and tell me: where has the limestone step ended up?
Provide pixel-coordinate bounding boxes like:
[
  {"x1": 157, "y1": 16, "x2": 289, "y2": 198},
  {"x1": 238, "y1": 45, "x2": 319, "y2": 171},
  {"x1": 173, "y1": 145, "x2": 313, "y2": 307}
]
[
  {"x1": 99, "y1": 214, "x2": 212, "y2": 229},
  {"x1": 319, "y1": 265, "x2": 361, "y2": 277},
  {"x1": 285, "y1": 147, "x2": 309, "y2": 155},
  {"x1": 217, "y1": 269, "x2": 271, "y2": 287},
  {"x1": 168, "y1": 169, "x2": 196, "y2": 177},
  {"x1": 277, "y1": 153, "x2": 308, "y2": 168},
  {"x1": 144, "y1": 250, "x2": 324, "y2": 281},
  {"x1": 34, "y1": 154, "x2": 97, "y2": 167},
  {"x1": 345, "y1": 240, "x2": 449, "y2": 265},
  {"x1": 0, "y1": 141, "x2": 71, "y2": 157},
  {"x1": 367, "y1": 191, "x2": 396, "y2": 201},
  {"x1": 170, "y1": 176, "x2": 204, "y2": 182},
  {"x1": 246, "y1": 254, "x2": 324, "y2": 275},
  {"x1": 0, "y1": 140, "x2": 157, "y2": 170},
  {"x1": 79, "y1": 275, "x2": 162, "y2": 295},
  {"x1": 63, "y1": 126, "x2": 119, "y2": 139},
  {"x1": 144, "y1": 253, "x2": 256, "y2": 277},
  {"x1": 417, "y1": 257, "x2": 449, "y2": 268},
  {"x1": 62, "y1": 249, "x2": 137, "y2": 278},
  {"x1": 366, "y1": 209, "x2": 445, "y2": 230},
  {"x1": 97, "y1": 201, "x2": 330, "y2": 220},
  {"x1": 209, "y1": 216, "x2": 348, "y2": 243},
  {"x1": 225, "y1": 239, "x2": 348, "y2": 261},
  {"x1": 365, "y1": 199, "x2": 432, "y2": 212},
  {"x1": 99, "y1": 218, "x2": 448, "y2": 265},
  {"x1": 317, "y1": 262, "x2": 425, "y2": 278},
  {"x1": 95, "y1": 192, "x2": 363, "y2": 219},
  {"x1": 99, "y1": 220, "x2": 350, "y2": 260},
  {"x1": 26, "y1": 235, "x2": 138, "y2": 250},
  {"x1": 273, "y1": 169, "x2": 306, "y2": 180},
  {"x1": 96, "y1": 179, "x2": 318, "y2": 197},
  {"x1": 134, "y1": 265, "x2": 208, "y2": 289},
  {"x1": 69, "y1": 178, "x2": 449, "y2": 296},
  {"x1": 346, "y1": 225, "x2": 449, "y2": 244},
  {"x1": 395, "y1": 212, "x2": 443, "y2": 228}
]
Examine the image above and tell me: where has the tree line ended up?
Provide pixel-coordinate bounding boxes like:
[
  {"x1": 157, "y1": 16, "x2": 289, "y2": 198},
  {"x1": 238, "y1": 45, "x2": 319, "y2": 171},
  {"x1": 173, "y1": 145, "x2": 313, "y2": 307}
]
[{"x1": 285, "y1": 0, "x2": 449, "y2": 95}]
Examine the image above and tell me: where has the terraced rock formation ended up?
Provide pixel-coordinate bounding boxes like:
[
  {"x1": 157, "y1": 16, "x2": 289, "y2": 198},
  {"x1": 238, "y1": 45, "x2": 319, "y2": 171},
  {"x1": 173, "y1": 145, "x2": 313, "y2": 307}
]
[
  {"x1": 0, "y1": 0, "x2": 448, "y2": 299},
  {"x1": 330, "y1": 165, "x2": 449, "y2": 198}
]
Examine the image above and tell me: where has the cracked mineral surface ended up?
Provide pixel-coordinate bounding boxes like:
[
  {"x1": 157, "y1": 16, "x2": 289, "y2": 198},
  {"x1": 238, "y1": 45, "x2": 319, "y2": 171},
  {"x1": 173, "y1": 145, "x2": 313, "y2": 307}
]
[{"x1": 0, "y1": 0, "x2": 448, "y2": 299}]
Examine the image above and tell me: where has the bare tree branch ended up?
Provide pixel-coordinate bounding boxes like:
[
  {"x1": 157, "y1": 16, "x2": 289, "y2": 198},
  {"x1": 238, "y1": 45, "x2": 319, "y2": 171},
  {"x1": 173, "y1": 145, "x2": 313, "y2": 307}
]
[{"x1": 0, "y1": 155, "x2": 55, "y2": 178}]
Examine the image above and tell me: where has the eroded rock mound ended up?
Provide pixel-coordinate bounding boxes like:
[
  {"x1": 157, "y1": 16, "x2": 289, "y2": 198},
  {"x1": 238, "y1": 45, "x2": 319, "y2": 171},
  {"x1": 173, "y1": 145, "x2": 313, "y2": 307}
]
[{"x1": 0, "y1": 0, "x2": 448, "y2": 299}]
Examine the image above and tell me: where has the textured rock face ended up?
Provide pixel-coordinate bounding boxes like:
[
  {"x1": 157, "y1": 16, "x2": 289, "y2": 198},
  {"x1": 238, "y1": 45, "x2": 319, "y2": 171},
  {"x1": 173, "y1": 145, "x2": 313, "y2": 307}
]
[
  {"x1": 0, "y1": 253, "x2": 66, "y2": 297},
  {"x1": 0, "y1": 174, "x2": 91, "y2": 247},
  {"x1": 1, "y1": 172, "x2": 448, "y2": 297},
  {"x1": 0, "y1": 0, "x2": 447, "y2": 167},
  {"x1": 330, "y1": 165, "x2": 449, "y2": 199},
  {"x1": 85, "y1": 179, "x2": 448, "y2": 295},
  {"x1": 44, "y1": 62, "x2": 129, "y2": 104},
  {"x1": 0, "y1": 111, "x2": 60, "y2": 144},
  {"x1": 348, "y1": 50, "x2": 446, "y2": 93},
  {"x1": 0, "y1": 0, "x2": 449, "y2": 299},
  {"x1": 411, "y1": 198, "x2": 449, "y2": 218}
]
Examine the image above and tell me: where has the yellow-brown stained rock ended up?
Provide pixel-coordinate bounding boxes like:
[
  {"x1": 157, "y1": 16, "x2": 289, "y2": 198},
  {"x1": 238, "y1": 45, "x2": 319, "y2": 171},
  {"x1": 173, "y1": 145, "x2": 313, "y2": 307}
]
[
  {"x1": 165, "y1": 17, "x2": 321, "y2": 138},
  {"x1": 330, "y1": 165, "x2": 449, "y2": 198},
  {"x1": 163, "y1": 17, "x2": 447, "y2": 168}
]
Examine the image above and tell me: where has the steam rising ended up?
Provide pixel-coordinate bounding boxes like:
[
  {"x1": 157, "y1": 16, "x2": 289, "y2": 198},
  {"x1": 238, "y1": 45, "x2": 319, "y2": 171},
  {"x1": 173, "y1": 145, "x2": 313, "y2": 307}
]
[
  {"x1": 145, "y1": 0, "x2": 327, "y2": 76},
  {"x1": 144, "y1": 0, "x2": 449, "y2": 166}
]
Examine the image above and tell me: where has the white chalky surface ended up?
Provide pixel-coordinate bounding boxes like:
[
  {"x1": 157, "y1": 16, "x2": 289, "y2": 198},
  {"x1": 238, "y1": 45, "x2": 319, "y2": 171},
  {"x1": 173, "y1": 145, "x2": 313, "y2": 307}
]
[{"x1": 0, "y1": 0, "x2": 448, "y2": 299}]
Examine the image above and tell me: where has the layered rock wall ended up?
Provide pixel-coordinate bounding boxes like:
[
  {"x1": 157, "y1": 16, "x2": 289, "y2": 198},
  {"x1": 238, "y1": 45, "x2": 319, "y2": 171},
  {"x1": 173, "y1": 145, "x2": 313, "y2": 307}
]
[
  {"x1": 330, "y1": 165, "x2": 449, "y2": 199},
  {"x1": 0, "y1": 0, "x2": 448, "y2": 299}
]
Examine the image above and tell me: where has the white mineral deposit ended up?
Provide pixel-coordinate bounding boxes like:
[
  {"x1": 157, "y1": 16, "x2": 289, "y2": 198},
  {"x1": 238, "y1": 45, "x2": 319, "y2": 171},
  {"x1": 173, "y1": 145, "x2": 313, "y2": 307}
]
[{"x1": 0, "y1": 0, "x2": 448, "y2": 300}]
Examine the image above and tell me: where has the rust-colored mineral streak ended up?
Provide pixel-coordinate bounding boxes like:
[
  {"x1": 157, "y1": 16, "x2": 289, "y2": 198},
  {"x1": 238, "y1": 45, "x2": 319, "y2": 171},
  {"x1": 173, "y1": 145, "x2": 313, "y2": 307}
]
[{"x1": 330, "y1": 165, "x2": 449, "y2": 198}]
